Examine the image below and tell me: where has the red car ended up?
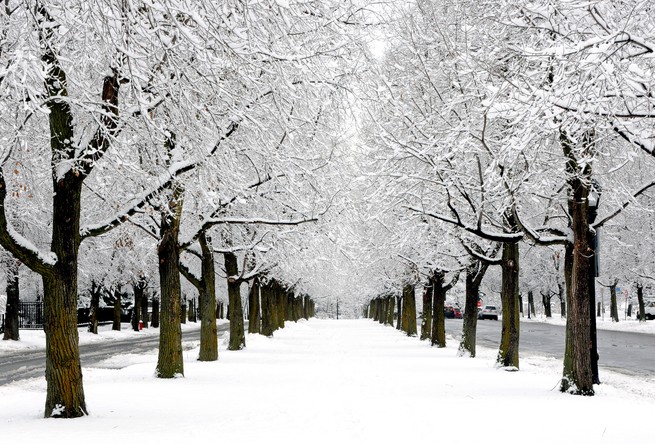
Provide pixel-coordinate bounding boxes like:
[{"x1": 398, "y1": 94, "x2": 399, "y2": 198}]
[{"x1": 444, "y1": 305, "x2": 462, "y2": 319}]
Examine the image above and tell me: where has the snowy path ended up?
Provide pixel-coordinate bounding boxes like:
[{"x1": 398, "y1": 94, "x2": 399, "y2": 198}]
[{"x1": 0, "y1": 319, "x2": 653, "y2": 443}]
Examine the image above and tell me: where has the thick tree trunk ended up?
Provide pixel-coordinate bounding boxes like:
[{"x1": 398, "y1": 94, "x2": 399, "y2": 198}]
[
  {"x1": 112, "y1": 288, "x2": 122, "y2": 331},
  {"x1": 431, "y1": 274, "x2": 447, "y2": 348},
  {"x1": 497, "y1": 241, "x2": 520, "y2": 369},
  {"x1": 459, "y1": 271, "x2": 480, "y2": 357},
  {"x1": 197, "y1": 233, "x2": 217, "y2": 361},
  {"x1": 610, "y1": 283, "x2": 619, "y2": 322},
  {"x1": 277, "y1": 286, "x2": 287, "y2": 328},
  {"x1": 261, "y1": 284, "x2": 275, "y2": 337},
  {"x1": 248, "y1": 278, "x2": 261, "y2": 334},
  {"x1": 225, "y1": 252, "x2": 245, "y2": 350},
  {"x1": 156, "y1": 168, "x2": 184, "y2": 378},
  {"x1": 562, "y1": 193, "x2": 594, "y2": 394},
  {"x1": 2, "y1": 259, "x2": 20, "y2": 341},
  {"x1": 403, "y1": 285, "x2": 417, "y2": 337},
  {"x1": 420, "y1": 286, "x2": 432, "y2": 341}
]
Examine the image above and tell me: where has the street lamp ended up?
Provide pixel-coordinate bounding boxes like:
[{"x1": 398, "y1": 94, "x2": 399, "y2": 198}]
[{"x1": 587, "y1": 179, "x2": 601, "y2": 384}]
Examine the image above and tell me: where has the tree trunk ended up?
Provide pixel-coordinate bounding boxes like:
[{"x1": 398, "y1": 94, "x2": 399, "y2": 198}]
[
  {"x1": 558, "y1": 281, "x2": 566, "y2": 318},
  {"x1": 225, "y1": 252, "x2": 245, "y2": 350},
  {"x1": 610, "y1": 282, "x2": 619, "y2": 322},
  {"x1": 431, "y1": 274, "x2": 446, "y2": 348},
  {"x1": 396, "y1": 296, "x2": 402, "y2": 330},
  {"x1": 637, "y1": 284, "x2": 646, "y2": 322},
  {"x1": 156, "y1": 168, "x2": 185, "y2": 378},
  {"x1": 151, "y1": 299, "x2": 160, "y2": 328},
  {"x1": 261, "y1": 283, "x2": 275, "y2": 337},
  {"x1": 2, "y1": 259, "x2": 20, "y2": 341},
  {"x1": 542, "y1": 292, "x2": 552, "y2": 318},
  {"x1": 277, "y1": 286, "x2": 286, "y2": 328},
  {"x1": 562, "y1": 188, "x2": 594, "y2": 394},
  {"x1": 248, "y1": 278, "x2": 261, "y2": 334},
  {"x1": 180, "y1": 299, "x2": 187, "y2": 325},
  {"x1": 561, "y1": 243, "x2": 574, "y2": 391},
  {"x1": 197, "y1": 233, "x2": 218, "y2": 361},
  {"x1": 132, "y1": 281, "x2": 144, "y2": 332},
  {"x1": 141, "y1": 296, "x2": 149, "y2": 329},
  {"x1": 459, "y1": 267, "x2": 481, "y2": 357},
  {"x1": 386, "y1": 295, "x2": 394, "y2": 325},
  {"x1": 420, "y1": 286, "x2": 432, "y2": 340},
  {"x1": 88, "y1": 281, "x2": 101, "y2": 334},
  {"x1": 527, "y1": 291, "x2": 535, "y2": 319},
  {"x1": 112, "y1": 287, "x2": 122, "y2": 331},
  {"x1": 402, "y1": 285, "x2": 417, "y2": 337},
  {"x1": 497, "y1": 241, "x2": 520, "y2": 369}
]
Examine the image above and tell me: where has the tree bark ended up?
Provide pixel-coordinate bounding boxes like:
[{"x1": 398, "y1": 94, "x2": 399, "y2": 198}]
[
  {"x1": 151, "y1": 299, "x2": 160, "y2": 328},
  {"x1": 497, "y1": 241, "x2": 520, "y2": 369},
  {"x1": 197, "y1": 233, "x2": 218, "y2": 361},
  {"x1": 261, "y1": 283, "x2": 274, "y2": 337},
  {"x1": 2, "y1": 259, "x2": 20, "y2": 341},
  {"x1": 542, "y1": 291, "x2": 553, "y2": 318},
  {"x1": 225, "y1": 252, "x2": 245, "y2": 350},
  {"x1": 609, "y1": 282, "x2": 619, "y2": 322},
  {"x1": 431, "y1": 274, "x2": 447, "y2": 347},
  {"x1": 386, "y1": 295, "x2": 394, "y2": 325},
  {"x1": 402, "y1": 285, "x2": 417, "y2": 337},
  {"x1": 155, "y1": 159, "x2": 185, "y2": 378},
  {"x1": 277, "y1": 285, "x2": 287, "y2": 328},
  {"x1": 132, "y1": 279, "x2": 146, "y2": 332},
  {"x1": 420, "y1": 286, "x2": 432, "y2": 340},
  {"x1": 112, "y1": 287, "x2": 122, "y2": 331},
  {"x1": 87, "y1": 280, "x2": 102, "y2": 334},
  {"x1": 459, "y1": 262, "x2": 484, "y2": 357},
  {"x1": 248, "y1": 278, "x2": 261, "y2": 334},
  {"x1": 637, "y1": 284, "x2": 646, "y2": 322},
  {"x1": 141, "y1": 295, "x2": 149, "y2": 328},
  {"x1": 396, "y1": 296, "x2": 402, "y2": 330}
]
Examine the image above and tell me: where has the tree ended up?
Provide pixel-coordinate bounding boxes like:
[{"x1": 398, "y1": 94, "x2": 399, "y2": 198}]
[{"x1": 2, "y1": 255, "x2": 20, "y2": 341}]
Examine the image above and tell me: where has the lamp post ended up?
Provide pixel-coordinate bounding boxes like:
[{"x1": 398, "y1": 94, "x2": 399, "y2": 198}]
[{"x1": 587, "y1": 180, "x2": 601, "y2": 385}]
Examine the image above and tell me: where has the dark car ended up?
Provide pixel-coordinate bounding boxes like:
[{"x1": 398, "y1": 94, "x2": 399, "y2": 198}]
[{"x1": 444, "y1": 305, "x2": 462, "y2": 319}]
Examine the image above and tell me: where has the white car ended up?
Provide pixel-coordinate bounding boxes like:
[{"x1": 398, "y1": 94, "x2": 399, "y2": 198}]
[
  {"x1": 637, "y1": 301, "x2": 655, "y2": 320},
  {"x1": 478, "y1": 305, "x2": 499, "y2": 320}
]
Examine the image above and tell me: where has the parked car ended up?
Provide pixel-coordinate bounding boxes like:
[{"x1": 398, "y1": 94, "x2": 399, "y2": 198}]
[
  {"x1": 444, "y1": 305, "x2": 463, "y2": 319},
  {"x1": 636, "y1": 301, "x2": 655, "y2": 320},
  {"x1": 478, "y1": 305, "x2": 499, "y2": 320}
]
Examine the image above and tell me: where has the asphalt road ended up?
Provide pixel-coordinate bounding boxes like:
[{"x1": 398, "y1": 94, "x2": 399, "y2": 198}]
[
  {"x1": 2, "y1": 320, "x2": 653, "y2": 386},
  {"x1": 447, "y1": 318, "x2": 655, "y2": 378},
  {"x1": 0, "y1": 324, "x2": 228, "y2": 386}
]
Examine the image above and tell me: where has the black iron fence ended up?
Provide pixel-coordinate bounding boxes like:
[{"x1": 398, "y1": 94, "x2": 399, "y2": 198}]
[{"x1": 19, "y1": 301, "x2": 44, "y2": 330}]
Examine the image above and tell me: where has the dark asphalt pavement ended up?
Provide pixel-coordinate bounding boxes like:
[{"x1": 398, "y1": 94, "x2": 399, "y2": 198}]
[
  {"x1": 447, "y1": 318, "x2": 655, "y2": 377},
  {"x1": 0, "y1": 324, "x2": 229, "y2": 386}
]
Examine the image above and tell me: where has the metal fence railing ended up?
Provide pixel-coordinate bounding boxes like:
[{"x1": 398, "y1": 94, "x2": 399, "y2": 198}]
[{"x1": 19, "y1": 301, "x2": 45, "y2": 330}]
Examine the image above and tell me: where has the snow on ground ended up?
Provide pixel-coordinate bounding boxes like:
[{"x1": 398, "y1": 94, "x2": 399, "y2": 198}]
[{"x1": 1, "y1": 319, "x2": 654, "y2": 444}]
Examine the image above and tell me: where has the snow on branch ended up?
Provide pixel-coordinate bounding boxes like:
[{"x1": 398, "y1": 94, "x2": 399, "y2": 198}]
[
  {"x1": 0, "y1": 166, "x2": 56, "y2": 274},
  {"x1": 404, "y1": 205, "x2": 523, "y2": 243}
]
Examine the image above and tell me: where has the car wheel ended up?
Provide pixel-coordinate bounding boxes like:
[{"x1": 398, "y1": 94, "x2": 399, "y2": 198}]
[{"x1": 493, "y1": 316, "x2": 498, "y2": 320}]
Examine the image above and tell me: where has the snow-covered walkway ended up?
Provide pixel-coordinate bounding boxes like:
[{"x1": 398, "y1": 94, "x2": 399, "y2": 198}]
[{"x1": 1, "y1": 319, "x2": 653, "y2": 443}]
